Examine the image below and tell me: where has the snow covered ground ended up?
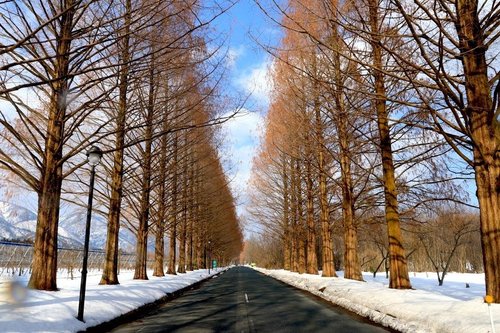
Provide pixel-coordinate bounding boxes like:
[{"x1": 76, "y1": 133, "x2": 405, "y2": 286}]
[
  {"x1": 255, "y1": 268, "x2": 499, "y2": 333},
  {"x1": 0, "y1": 267, "x2": 498, "y2": 333},
  {"x1": 0, "y1": 268, "x2": 222, "y2": 333}
]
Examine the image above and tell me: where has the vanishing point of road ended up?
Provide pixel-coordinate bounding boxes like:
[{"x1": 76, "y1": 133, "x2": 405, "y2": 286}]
[{"x1": 108, "y1": 266, "x2": 394, "y2": 333}]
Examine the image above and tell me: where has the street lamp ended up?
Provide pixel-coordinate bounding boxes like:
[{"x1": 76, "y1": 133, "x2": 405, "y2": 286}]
[
  {"x1": 77, "y1": 145, "x2": 103, "y2": 322},
  {"x1": 208, "y1": 240, "x2": 212, "y2": 275}
]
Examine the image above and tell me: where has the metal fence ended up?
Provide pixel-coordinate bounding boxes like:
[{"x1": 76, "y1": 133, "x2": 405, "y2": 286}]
[{"x1": 0, "y1": 241, "x2": 151, "y2": 277}]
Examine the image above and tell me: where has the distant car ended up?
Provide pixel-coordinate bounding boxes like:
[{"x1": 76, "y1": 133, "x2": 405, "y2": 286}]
[{"x1": 250, "y1": 263, "x2": 256, "y2": 267}]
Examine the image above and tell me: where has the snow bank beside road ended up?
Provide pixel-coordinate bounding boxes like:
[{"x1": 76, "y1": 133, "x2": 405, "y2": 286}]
[
  {"x1": 255, "y1": 268, "x2": 499, "y2": 333},
  {"x1": 0, "y1": 268, "x2": 222, "y2": 333}
]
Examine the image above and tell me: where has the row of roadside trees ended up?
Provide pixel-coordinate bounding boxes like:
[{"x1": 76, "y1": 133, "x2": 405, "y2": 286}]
[
  {"x1": 0, "y1": 0, "x2": 242, "y2": 291},
  {"x1": 248, "y1": 0, "x2": 499, "y2": 302}
]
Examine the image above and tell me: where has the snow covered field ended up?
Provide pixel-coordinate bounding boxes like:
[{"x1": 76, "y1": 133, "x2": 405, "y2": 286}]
[
  {"x1": 256, "y1": 268, "x2": 499, "y2": 333},
  {"x1": 0, "y1": 268, "x2": 221, "y2": 333},
  {"x1": 0, "y1": 267, "x2": 498, "y2": 333}
]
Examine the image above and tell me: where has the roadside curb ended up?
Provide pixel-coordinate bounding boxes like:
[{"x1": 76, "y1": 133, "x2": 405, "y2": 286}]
[{"x1": 81, "y1": 269, "x2": 227, "y2": 333}]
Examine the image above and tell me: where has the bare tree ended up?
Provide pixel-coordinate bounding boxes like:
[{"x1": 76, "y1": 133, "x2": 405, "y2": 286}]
[
  {"x1": 388, "y1": 0, "x2": 500, "y2": 301},
  {"x1": 0, "y1": 0, "x2": 122, "y2": 290},
  {"x1": 418, "y1": 210, "x2": 479, "y2": 286}
]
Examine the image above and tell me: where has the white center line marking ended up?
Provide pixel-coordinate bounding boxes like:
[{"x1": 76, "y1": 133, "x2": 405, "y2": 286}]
[{"x1": 245, "y1": 293, "x2": 249, "y2": 303}]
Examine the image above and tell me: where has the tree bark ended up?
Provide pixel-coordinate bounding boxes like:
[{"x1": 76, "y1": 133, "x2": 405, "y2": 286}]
[
  {"x1": 338, "y1": 115, "x2": 362, "y2": 281},
  {"x1": 167, "y1": 133, "x2": 179, "y2": 275},
  {"x1": 195, "y1": 225, "x2": 203, "y2": 269},
  {"x1": 28, "y1": 1, "x2": 74, "y2": 291},
  {"x1": 282, "y1": 158, "x2": 291, "y2": 270},
  {"x1": 315, "y1": 97, "x2": 336, "y2": 277},
  {"x1": 186, "y1": 157, "x2": 195, "y2": 271},
  {"x1": 100, "y1": 0, "x2": 131, "y2": 285},
  {"x1": 153, "y1": 106, "x2": 170, "y2": 277},
  {"x1": 153, "y1": 214, "x2": 165, "y2": 277},
  {"x1": 195, "y1": 167, "x2": 204, "y2": 269},
  {"x1": 133, "y1": 52, "x2": 156, "y2": 281},
  {"x1": 369, "y1": 0, "x2": 411, "y2": 289},
  {"x1": 305, "y1": 133, "x2": 318, "y2": 274},
  {"x1": 328, "y1": 18, "x2": 362, "y2": 280},
  {"x1": 186, "y1": 218, "x2": 194, "y2": 271},
  {"x1": 177, "y1": 153, "x2": 188, "y2": 274},
  {"x1": 296, "y1": 158, "x2": 306, "y2": 274},
  {"x1": 186, "y1": 220, "x2": 193, "y2": 272},
  {"x1": 167, "y1": 217, "x2": 177, "y2": 275},
  {"x1": 456, "y1": 0, "x2": 500, "y2": 302},
  {"x1": 290, "y1": 156, "x2": 299, "y2": 272}
]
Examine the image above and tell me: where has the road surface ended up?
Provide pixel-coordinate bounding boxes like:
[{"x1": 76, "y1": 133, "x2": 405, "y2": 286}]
[{"x1": 108, "y1": 266, "x2": 393, "y2": 333}]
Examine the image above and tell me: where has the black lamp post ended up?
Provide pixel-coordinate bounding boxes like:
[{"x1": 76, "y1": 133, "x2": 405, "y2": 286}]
[
  {"x1": 208, "y1": 240, "x2": 212, "y2": 275},
  {"x1": 77, "y1": 145, "x2": 103, "y2": 322}
]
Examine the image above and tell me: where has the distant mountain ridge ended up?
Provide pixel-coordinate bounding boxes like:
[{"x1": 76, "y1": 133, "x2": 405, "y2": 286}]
[{"x1": 0, "y1": 201, "x2": 136, "y2": 251}]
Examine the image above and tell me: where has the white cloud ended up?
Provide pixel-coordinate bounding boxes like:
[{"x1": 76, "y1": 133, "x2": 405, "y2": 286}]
[
  {"x1": 224, "y1": 57, "x2": 272, "y2": 222},
  {"x1": 220, "y1": 110, "x2": 264, "y2": 202},
  {"x1": 235, "y1": 59, "x2": 273, "y2": 107},
  {"x1": 226, "y1": 45, "x2": 246, "y2": 69}
]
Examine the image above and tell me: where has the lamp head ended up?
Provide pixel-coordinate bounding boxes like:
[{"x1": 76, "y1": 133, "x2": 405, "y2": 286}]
[{"x1": 86, "y1": 146, "x2": 103, "y2": 167}]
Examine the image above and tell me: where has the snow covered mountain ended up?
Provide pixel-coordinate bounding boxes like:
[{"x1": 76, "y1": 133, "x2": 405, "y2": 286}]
[
  {"x1": 0, "y1": 201, "x2": 136, "y2": 251},
  {"x1": 0, "y1": 201, "x2": 37, "y2": 243}
]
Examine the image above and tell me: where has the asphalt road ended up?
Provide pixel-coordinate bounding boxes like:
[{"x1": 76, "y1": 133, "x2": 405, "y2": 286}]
[{"x1": 108, "y1": 267, "x2": 392, "y2": 333}]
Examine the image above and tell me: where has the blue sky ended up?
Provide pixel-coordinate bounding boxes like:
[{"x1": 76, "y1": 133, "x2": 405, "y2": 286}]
[
  {"x1": 0, "y1": 2, "x2": 278, "y2": 219},
  {"x1": 211, "y1": 2, "x2": 479, "y2": 221},
  {"x1": 215, "y1": 1, "x2": 278, "y2": 80},
  {"x1": 212, "y1": 1, "x2": 279, "y2": 217},
  {"x1": 215, "y1": 0, "x2": 279, "y2": 106}
]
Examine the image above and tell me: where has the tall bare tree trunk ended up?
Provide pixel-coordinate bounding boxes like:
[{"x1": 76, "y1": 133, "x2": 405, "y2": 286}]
[
  {"x1": 338, "y1": 116, "x2": 362, "y2": 281},
  {"x1": 134, "y1": 53, "x2": 156, "y2": 280},
  {"x1": 153, "y1": 108, "x2": 170, "y2": 277},
  {"x1": 306, "y1": 133, "x2": 318, "y2": 274},
  {"x1": 475, "y1": 160, "x2": 500, "y2": 301},
  {"x1": 195, "y1": 227, "x2": 203, "y2": 269},
  {"x1": 202, "y1": 221, "x2": 209, "y2": 269},
  {"x1": 326, "y1": 4, "x2": 362, "y2": 281},
  {"x1": 195, "y1": 166, "x2": 204, "y2": 269},
  {"x1": 186, "y1": 157, "x2": 195, "y2": 271},
  {"x1": 176, "y1": 192, "x2": 187, "y2": 274},
  {"x1": 153, "y1": 213, "x2": 165, "y2": 277},
  {"x1": 456, "y1": 0, "x2": 500, "y2": 302},
  {"x1": 296, "y1": 159, "x2": 307, "y2": 274},
  {"x1": 167, "y1": 218, "x2": 177, "y2": 274},
  {"x1": 28, "y1": 1, "x2": 74, "y2": 290},
  {"x1": 186, "y1": 217, "x2": 194, "y2": 271},
  {"x1": 101, "y1": 0, "x2": 131, "y2": 285},
  {"x1": 282, "y1": 157, "x2": 291, "y2": 270},
  {"x1": 369, "y1": 0, "x2": 411, "y2": 289},
  {"x1": 167, "y1": 133, "x2": 179, "y2": 275},
  {"x1": 290, "y1": 157, "x2": 299, "y2": 272},
  {"x1": 177, "y1": 155, "x2": 188, "y2": 274},
  {"x1": 315, "y1": 99, "x2": 336, "y2": 277}
]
